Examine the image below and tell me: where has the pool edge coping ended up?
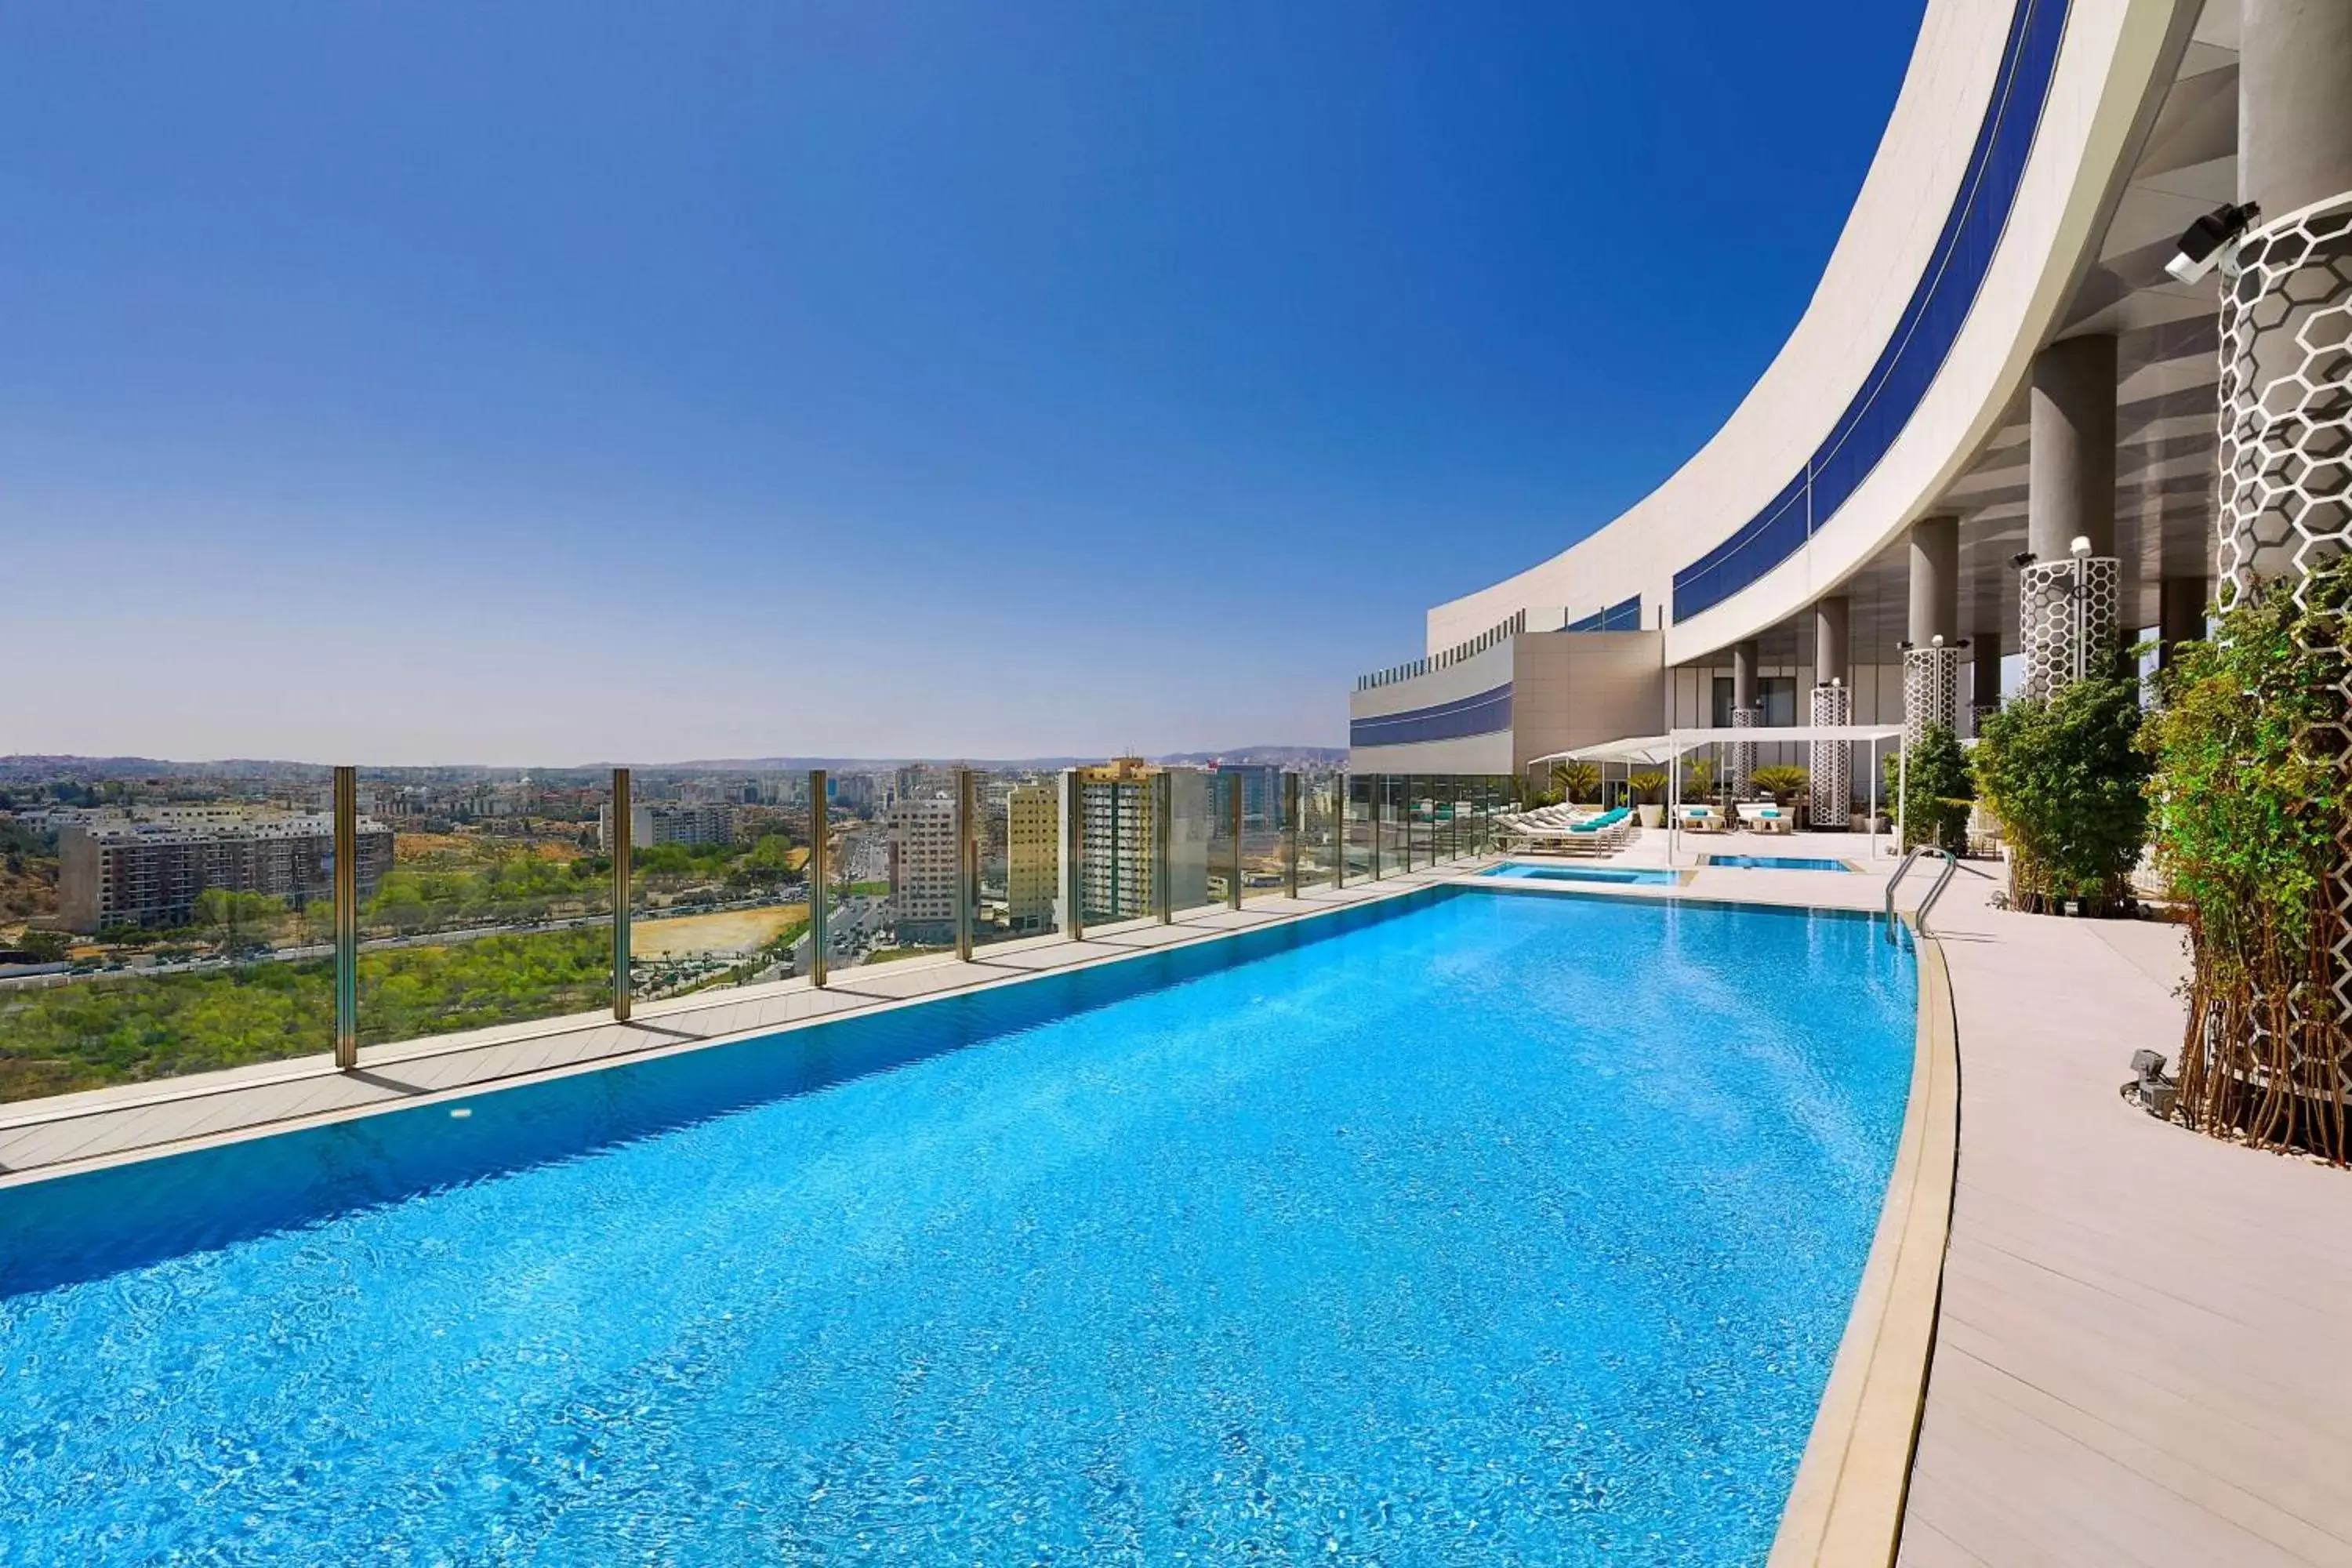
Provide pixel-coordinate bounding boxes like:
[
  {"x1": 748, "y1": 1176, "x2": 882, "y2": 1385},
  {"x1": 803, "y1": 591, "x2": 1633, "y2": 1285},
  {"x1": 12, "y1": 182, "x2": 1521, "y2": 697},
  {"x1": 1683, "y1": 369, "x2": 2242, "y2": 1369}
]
[{"x1": 1766, "y1": 919, "x2": 1958, "y2": 1568}]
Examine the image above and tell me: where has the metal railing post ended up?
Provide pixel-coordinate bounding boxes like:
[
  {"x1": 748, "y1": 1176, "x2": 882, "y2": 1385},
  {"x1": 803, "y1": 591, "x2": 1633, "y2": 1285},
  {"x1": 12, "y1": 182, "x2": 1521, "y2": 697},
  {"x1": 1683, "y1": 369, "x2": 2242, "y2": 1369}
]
[
  {"x1": 611, "y1": 767, "x2": 632, "y2": 1020},
  {"x1": 1369, "y1": 775, "x2": 1383, "y2": 881},
  {"x1": 955, "y1": 768, "x2": 977, "y2": 962},
  {"x1": 1283, "y1": 772, "x2": 1300, "y2": 898},
  {"x1": 808, "y1": 769, "x2": 829, "y2": 987},
  {"x1": 332, "y1": 764, "x2": 358, "y2": 1069},
  {"x1": 1225, "y1": 774, "x2": 1244, "y2": 910},
  {"x1": 1061, "y1": 768, "x2": 1086, "y2": 941},
  {"x1": 1153, "y1": 771, "x2": 1174, "y2": 924},
  {"x1": 1333, "y1": 772, "x2": 1347, "y2": 889}
]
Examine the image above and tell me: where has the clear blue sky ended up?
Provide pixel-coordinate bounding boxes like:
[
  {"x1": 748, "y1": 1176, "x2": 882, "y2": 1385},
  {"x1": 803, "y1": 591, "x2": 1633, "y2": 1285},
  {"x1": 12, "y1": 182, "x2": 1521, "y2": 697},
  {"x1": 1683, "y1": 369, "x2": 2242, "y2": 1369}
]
[{"x1": 1, "y1": 2, "x2": 1924, "y2": 764}]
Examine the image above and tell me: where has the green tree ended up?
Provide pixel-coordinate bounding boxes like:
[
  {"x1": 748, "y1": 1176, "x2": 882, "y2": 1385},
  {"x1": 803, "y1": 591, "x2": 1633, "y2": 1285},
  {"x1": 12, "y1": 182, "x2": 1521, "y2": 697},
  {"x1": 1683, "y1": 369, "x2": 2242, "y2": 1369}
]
[
  {"x1": 1973, "y1": 668, "x2": 2149, "y2": 913},
  {"x1": 1880, "y1": 725, "x2": 1973, "y2": 853}
]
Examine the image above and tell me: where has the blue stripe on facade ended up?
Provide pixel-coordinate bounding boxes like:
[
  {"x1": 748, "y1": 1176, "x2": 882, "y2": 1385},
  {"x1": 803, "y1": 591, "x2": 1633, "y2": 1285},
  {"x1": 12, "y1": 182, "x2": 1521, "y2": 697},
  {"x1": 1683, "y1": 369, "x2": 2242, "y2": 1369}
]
[
  {"x1": 1671, "y1": 0, "x2": 2069, "y2": 622},
  {"x1": 1564, "y1": 593, "x2": 1643, "y2": 632},
  {"x1": 1350, "y1": 682, "x2": 1512, "y2": 748}
]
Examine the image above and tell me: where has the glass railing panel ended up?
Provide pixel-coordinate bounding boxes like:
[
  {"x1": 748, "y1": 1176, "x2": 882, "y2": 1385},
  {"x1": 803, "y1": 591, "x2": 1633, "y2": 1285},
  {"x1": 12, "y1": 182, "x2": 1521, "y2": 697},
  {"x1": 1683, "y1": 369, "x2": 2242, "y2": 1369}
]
[
  {"x1": 0, "y1": 767, "x2": 340, "y2": 1100},
  {"x1": 1161, "y1": 766, "x2": 1216, "y2": 920},
  {"x1": 868, "y1": 768, "x2": 960, "y2": 965},
  {"x1": 804, "y1": 768, "x2": 890, "y2": 975},
  {"x1": 355, "y1": 767, "x2": 612, "y2": 1047},
  {"x1": 1234, "y1": 768, "x2": 1285, "y2": 902},
  {"x1": 1296, "y1": 771, "x2": 1339, "y2": 890},
  {"x1": 975, "y1": 771, "x2": 1061, "y2": 949},
  {"x1": 1341, "y1": 774, "x2": 1374, "y2": 884},
  {"x1": 622, "y1": 771, "x2": 811, "y2": 1004}
]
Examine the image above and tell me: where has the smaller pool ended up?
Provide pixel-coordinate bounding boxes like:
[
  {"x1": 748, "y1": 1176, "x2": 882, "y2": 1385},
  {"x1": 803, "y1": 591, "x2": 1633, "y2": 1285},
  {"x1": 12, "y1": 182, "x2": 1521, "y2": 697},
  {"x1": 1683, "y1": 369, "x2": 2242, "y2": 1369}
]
[
  {"x1": 1705, "y1": 855, "x2": 1853, "y2": 873},
  {"x1": 1483, "y1": 863, "x2": 1681, "y2": 886}
]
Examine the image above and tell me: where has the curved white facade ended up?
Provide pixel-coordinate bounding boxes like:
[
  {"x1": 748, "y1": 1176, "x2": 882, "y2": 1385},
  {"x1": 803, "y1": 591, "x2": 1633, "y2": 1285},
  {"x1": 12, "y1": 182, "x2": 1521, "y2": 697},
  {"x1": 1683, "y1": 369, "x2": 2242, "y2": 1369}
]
[{"x1": 1422, "y1": 0, "x2": 2190, "y2": 668}]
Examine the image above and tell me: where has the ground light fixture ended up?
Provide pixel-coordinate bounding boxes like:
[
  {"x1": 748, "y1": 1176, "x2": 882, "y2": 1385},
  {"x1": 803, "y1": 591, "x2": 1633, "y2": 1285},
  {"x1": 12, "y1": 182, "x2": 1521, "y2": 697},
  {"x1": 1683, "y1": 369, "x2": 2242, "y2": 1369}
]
[{"x1": 2164, "y1": 200, "x2": 2259, "y2": 285}]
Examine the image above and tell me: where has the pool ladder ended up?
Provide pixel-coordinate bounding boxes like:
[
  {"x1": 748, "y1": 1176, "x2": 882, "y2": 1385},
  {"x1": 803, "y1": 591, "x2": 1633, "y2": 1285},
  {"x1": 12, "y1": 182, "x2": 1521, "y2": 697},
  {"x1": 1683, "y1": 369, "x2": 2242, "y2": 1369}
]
[{"x1": 1884, "y1": 846, "x2": 1958, "y2": 944}]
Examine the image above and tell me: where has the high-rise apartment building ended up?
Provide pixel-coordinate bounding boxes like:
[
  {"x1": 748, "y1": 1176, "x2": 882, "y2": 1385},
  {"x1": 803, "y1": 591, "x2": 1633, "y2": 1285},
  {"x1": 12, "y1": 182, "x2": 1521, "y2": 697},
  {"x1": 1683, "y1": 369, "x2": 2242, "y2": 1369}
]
[
  {"x1": 57, "y1": 811, "x2": 395, "y2": 932},
  {"x1": 1207, "y1": 763, "x2": 1282, "y2": 826},
  {"x1": 1076, "y1": 760, "x2": 1208, "y2": 921},
  {"x1": 886, "y1": 793, "x2": 960, "y2": 944},
  {"x1": 1004, "y1": 785, "x2": 1058, "y2": 933},
  {"x1": 596, "y1": 803, "x2": 739, "y2": 852}
]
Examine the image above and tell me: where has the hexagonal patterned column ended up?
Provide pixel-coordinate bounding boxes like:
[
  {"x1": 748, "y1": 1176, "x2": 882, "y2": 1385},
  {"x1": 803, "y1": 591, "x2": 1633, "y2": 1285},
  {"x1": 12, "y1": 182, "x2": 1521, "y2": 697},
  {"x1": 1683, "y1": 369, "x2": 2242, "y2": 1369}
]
[
  {"x1": 2215, "y1": 189, "x2": 2352, "y2": 1103},
  {"x1": 1809, "y1": 681, "x2": 1851, "y2": 826},
  {"x1": 1903, "y1": 643, "x2": 1964, "y2": 744},
  {"x1": 2019, "y1": 557, "x2": 2122, "y2": 701},
  {"x1": 1727, "y1": 640, "x2": 1758, "y2": 794}
]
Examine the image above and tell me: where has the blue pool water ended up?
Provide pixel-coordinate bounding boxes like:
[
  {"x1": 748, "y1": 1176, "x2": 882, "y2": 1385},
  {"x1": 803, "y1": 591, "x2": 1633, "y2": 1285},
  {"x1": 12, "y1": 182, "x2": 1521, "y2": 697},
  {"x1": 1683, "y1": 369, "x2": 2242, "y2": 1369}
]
[
  {"x1": 1705, "y1": 856, "x2": 1853, "y2": 873},
  {"x1": 0, "y1": 888, "x2": 1915, "y2": 1565},
  {"x1": 1483, "y1": 862, "x2": 1682, "y2": 886}
]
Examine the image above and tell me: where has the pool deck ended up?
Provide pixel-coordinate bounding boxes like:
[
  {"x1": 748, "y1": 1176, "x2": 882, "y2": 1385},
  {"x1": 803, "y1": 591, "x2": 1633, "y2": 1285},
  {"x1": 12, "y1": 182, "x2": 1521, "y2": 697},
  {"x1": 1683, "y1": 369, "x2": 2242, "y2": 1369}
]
[{"x1": 7, "y1": 829, "x2": 2350, "y2": 1563}]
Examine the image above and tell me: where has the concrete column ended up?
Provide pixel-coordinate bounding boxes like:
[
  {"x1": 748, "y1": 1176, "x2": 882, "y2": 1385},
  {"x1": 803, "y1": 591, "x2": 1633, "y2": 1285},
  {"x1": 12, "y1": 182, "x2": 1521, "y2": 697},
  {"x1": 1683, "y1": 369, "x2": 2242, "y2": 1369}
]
[
  {"x1": 1813, "y1": 597, "x2": 1849, "y2": 686},
  {"x1": 2158, "y1": 577, "x2": 2207, "y2": 669},
  {"x1": 2027, "y1": 337, "x2": 2117, "y2": 562},
  {"x1": 1809, "y1": 597, "x2": 1852, "y2": 828},
  {"x1": 1907, "y1": 517, "x2": 1959, "y2": 645},
  {"x1": 1969, "y1": 630, "x2": 2003, "y2": 731},
  {"x1": 1729, "y1": 640, "x2": 1759, "y2": 795},
  {"x1": 2022, "y1": 336, "x2": 2122, "y2": 701},
  {"x1": 2241, "y1": 0, "x2": 2352, "y2": 218},
  {"x1": 1904, "y1": 518, "x2": 1964, "y2": 743}
]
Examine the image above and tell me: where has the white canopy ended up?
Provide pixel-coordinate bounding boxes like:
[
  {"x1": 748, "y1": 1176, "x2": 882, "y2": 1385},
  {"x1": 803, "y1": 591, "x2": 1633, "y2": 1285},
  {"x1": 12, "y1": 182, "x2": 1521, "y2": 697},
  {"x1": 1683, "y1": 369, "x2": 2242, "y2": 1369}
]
[{"x1": 1529, "y1": 724, "x2": 1903, "y2": 768}]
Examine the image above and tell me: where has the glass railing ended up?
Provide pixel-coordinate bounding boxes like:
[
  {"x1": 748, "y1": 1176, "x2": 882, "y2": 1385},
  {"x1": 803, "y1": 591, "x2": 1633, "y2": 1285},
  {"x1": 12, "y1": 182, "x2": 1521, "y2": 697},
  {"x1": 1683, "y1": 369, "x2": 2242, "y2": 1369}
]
[
  {"x1": 0, "y1": 775, "x2": 344, "y2": 1099},
  {"x1": 357, "y1": 767, "x2": 614, "y2": 1047},
  {"x1": 0, "y1": 763, "x2": 1513, "y2": 1106}
]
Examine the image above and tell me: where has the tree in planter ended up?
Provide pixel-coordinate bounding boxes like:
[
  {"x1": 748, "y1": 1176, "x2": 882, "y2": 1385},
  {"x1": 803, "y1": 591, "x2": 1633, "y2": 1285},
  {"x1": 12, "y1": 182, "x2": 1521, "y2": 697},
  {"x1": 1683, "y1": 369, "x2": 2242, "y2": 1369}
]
[
  {"x1": 1550, "y1": 760, "x2": 1600, "y2": 804},
  {"x1": 1628, "y1": 771, "x2": 1666, "y2": 805},
  {"x1": 1683, "y1": 758, "x2": 1716, "y2": 804},
  {"x1": 1879, "y1": 724, "x2": 1973, "y2": 853},
  {"x1": 1972, "y1": 668, "x2": 2148, "y2": 913},
  {"x1": 2142, "y1": 562, "x2": 2352, "y2": 1161}
]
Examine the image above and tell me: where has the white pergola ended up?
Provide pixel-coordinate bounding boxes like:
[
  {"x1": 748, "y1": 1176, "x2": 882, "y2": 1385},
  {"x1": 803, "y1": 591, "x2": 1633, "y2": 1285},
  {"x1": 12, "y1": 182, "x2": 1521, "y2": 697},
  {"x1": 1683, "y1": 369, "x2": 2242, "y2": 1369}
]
[{"x1": 1531, "y1": 724, "x2": 1908, "y2": 866}]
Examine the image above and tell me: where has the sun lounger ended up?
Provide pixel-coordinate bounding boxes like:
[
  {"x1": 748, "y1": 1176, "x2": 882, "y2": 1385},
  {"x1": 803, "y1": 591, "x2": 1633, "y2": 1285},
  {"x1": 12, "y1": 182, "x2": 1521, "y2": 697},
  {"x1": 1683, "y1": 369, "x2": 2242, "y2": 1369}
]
[{"x1": 1735, "y1": 802, "x2": 1794, "y2": 835}]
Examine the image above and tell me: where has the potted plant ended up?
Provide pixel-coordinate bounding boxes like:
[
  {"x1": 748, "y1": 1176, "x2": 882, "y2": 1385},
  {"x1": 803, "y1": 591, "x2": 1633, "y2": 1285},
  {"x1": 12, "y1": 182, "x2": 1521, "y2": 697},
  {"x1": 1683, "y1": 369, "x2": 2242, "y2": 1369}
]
[{"x1": 1628, "y1": 771, "x2": 1667, "y2": 827}]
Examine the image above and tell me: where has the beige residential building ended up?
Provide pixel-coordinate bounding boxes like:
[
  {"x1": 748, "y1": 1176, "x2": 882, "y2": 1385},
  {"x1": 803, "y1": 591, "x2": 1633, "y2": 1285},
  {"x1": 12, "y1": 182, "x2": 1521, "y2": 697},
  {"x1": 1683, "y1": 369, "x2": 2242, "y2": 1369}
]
[
  {"x1": 1004, "y1": 786, "x2": 1058, "y2": 934},
  {"x1": 886, "y1": 793, "x2": 960, "y2": 945}
]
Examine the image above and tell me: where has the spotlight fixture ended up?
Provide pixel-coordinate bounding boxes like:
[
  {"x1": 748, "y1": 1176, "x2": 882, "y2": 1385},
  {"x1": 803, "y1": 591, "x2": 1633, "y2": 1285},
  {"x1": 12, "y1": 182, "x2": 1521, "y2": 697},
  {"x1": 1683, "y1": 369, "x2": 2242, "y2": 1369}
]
[
  {"x1": 2069, "y1": 535, "x2": 2093, "y2": 558},
  {"x1": 2009, "y1": 550, "x2": 2037, "y2": 570},
  {"x1": 2164, "y1": 201, "x2": 2259, "y2": 285}
]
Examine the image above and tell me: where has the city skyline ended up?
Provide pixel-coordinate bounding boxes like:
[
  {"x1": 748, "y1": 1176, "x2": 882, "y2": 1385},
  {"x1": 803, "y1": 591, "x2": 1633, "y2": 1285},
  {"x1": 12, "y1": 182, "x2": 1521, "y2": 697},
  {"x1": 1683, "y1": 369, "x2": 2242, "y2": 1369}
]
[{"x1": 0, "y1": 2, "x2": 1922, "y2": 763}]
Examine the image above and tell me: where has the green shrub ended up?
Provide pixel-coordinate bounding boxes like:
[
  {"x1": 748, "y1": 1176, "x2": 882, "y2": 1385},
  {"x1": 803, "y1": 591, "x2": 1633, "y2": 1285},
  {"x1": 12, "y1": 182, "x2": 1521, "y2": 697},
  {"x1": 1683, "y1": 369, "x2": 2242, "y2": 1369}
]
[
  {"x1": 1973, "y1": 666, "x2": 2148, "y2": 913},
  {"x1": 2143, "y1": 563, "x2": 2352, "y2": 1159},
  {"x1": 1880, "y1": 724, "x2": 1973, "y2": 853}
]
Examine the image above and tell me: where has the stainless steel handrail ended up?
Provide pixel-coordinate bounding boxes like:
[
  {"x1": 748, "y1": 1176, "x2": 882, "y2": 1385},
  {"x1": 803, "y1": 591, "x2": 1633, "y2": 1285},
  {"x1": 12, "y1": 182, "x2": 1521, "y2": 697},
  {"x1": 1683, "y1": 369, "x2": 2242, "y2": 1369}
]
[
  {"x1": 1883, "y1": 844, "x2": 1956, "y2": 943},
  {"x1": 1915, "y1": 848, "x2": 1960, "y2": 940}
]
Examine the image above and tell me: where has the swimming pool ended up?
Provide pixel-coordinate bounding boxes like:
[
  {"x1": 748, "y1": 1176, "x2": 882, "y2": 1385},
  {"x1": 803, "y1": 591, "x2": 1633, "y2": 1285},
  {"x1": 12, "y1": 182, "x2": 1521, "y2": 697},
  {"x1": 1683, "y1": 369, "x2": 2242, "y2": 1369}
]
[
  {"x1": 1705, "y1": 855, "x2": 1855, "y2": 873},
  {"x1": 1483, "y1": 862, "x2": 1682, "y2": 885},
  {"x1": 0, "y1": 887, "x2": 1915, "y2": 1564}
]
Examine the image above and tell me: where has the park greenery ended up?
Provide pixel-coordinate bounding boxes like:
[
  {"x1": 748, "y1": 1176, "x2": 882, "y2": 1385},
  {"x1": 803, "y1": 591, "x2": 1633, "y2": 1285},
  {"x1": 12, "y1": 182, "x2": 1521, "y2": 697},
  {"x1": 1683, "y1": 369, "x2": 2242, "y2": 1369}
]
[
  {"x1": 0, "y1": 927, "x2": 612, "y2": 1102},
  {"x1": 1973, "y1": 662, "x2": 2149, "y2": 913},
  {"x1": 2143, "y1": 562, "x2": 2352, "y2": 1161}
]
